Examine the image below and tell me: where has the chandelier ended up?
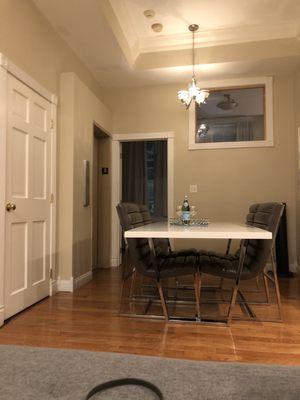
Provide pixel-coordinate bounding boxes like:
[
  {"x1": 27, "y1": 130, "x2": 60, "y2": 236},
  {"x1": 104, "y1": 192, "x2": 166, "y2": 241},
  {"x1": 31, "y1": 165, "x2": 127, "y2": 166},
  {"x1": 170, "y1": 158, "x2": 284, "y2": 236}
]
[{"x1": 178, "y1": 24, "x2": 209, "y2": 109}]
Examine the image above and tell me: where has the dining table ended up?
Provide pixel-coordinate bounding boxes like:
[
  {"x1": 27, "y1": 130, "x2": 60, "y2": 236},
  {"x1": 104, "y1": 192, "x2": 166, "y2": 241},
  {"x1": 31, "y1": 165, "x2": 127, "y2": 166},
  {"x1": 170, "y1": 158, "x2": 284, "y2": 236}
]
[
  {"x1": 124, "y1": 221, "x2": 272, "y2": 240},
  {"x1": 124, "y1": 221, "x2": 272, "y2": 324}
]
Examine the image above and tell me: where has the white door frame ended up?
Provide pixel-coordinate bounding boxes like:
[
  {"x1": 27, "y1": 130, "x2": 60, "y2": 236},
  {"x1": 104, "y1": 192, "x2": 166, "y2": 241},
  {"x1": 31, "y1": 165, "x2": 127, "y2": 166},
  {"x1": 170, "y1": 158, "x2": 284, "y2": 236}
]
[
  {"x1": 0, "y1": 54, "x2": 57, "y2": 326},
  {"x1": 110, "y1": 131, "x2": 175, "y2": 267}
]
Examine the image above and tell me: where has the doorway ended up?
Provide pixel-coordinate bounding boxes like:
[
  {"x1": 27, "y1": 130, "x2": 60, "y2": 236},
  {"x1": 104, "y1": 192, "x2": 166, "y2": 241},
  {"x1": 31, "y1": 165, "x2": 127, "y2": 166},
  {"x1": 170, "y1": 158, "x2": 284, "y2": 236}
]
[
  {"x1": 92, "y1": 124, "x2": 111, "y2": 269},
  {"x1": 121, "y1": 140, "x2": 168, "y2": 219},
  {"x1": 110, "y1": 132, "x2": 174, "y2": 267}
]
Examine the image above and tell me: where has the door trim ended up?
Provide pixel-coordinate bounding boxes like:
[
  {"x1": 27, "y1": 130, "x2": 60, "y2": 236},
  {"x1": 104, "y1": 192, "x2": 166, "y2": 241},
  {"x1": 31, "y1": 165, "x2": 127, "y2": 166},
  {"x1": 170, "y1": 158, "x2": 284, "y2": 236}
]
[
  {"x1": 111, "y1": 131, "x2": 175, "y2": 267},
  {"x1": 0, "y1": 54, "x2": 58, "y2": 105},
  {"x1": 0, "y1": 58, "x2": 8, "y2": 326},
  {"x1": 0, "y1": 54, "x2": 57, "y2": 325}
]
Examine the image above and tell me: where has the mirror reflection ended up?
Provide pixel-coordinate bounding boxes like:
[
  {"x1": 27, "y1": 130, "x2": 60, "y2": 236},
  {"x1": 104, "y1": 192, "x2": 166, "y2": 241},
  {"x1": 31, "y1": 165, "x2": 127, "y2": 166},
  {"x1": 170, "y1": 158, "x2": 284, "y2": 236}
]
[{"x1": 195, "y1": 87, "x2": 265, "y2": 143}]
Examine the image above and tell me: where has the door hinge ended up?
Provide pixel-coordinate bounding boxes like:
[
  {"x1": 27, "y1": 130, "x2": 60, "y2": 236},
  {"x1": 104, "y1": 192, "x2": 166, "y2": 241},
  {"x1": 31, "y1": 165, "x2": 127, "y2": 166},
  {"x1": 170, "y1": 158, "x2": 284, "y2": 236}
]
[
  {"x1": 50, "y1": 193, "x2": 54, "y2": 204},
  {"x1": 50, "y1": 269, "x2": 53, "y2": 280},
  {"x1": 50, "y1": 119, "x2": 54, "y2": 129}
]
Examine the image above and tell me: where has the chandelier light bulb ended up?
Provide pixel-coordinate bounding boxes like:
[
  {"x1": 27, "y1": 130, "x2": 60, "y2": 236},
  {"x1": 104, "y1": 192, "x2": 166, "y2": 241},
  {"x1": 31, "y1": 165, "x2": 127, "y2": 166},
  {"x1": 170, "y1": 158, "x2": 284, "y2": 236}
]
[{"x1": 177, "y1": 25, "x2": 209, "y2": 109}]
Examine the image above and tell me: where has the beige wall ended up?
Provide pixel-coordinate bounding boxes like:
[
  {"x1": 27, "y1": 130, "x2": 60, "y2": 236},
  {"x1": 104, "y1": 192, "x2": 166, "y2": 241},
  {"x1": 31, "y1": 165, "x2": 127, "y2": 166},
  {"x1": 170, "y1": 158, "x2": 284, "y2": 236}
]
[
  {"x1": 104, "y1": 76, "x2": 298, "y2": 269},
  {"x1": 0, "y1": 0, "x2": 113, "y2": 281},
  {"x1": 294, "y1": 69, "x2": 300, "y2": 265},
  {"x1": 0, "y1": 0, "x2": 104, "y2": 100},
  {"x1": 60, "y1": 73, "x2": 112, "y2": 281},
  {"x1": 58, "y1": 73, "x2": 75, "y2": 281},
  {"x1": 0, "y1": 0, "x2": 113, "y2": 282}
]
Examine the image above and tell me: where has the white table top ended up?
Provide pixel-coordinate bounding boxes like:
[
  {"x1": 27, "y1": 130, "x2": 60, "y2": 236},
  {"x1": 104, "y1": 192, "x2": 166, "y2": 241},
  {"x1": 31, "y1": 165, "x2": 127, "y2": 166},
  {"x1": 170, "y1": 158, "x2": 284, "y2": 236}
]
[{"x1": 124, "y1": 221, "x2": 272, "y2": 240}]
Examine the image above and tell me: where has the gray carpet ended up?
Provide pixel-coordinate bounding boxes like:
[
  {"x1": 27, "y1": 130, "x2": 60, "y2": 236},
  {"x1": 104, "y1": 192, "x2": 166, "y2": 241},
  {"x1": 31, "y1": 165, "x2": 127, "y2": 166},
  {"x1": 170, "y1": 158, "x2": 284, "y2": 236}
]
[{"x1": 1, "y1": 345, "x2": 300, "y2": 399}]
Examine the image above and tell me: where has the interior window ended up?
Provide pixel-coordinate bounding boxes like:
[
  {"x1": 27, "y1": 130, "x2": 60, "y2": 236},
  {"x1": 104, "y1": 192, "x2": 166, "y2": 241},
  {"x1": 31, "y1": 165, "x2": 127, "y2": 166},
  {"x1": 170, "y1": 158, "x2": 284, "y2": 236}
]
[{"x1": 195, "y1": 86, "x2": 265, "y2": 144}]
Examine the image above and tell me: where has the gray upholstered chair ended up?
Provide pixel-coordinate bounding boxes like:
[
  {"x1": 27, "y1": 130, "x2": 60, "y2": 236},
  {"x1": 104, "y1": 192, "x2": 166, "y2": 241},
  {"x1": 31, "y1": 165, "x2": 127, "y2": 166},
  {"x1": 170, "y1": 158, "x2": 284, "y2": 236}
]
[
  {"x1": 117, "y1": 202, "x2": 197, "y2": 303},
  {"x1": 198, "y1": 203, "x2": 284, "y2": 324},
  {"x1": 121, "y1": 203, "x2": 197, "y2": 258},
  {"x1": 117, "y1": 202, "x2": 200, "y2": 320}
]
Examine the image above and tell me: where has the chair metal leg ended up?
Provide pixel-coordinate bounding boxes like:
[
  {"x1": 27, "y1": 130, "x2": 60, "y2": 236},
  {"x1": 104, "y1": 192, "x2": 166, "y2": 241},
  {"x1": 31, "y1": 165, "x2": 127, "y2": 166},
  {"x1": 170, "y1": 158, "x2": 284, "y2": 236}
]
[
  {"x1": 226, "y1": 239, "x2": 232, "y2": 255},
  {"x1": 198, "y1": 272, "x2": 202, "y2": 310},
  {"x1": 119, "y1": 247, "x2": 135, "y2": 313},
  {"x1": 237, "y1": 289, "x2": 257, "y2": 319},
  {"x1": 220, "y1": 239, "x2": 232, "y2": 290},
  {"x1": 227, "y1": 284, "x2": 239, "y2": 325},
  {"x1": 194, "y1": 272, "x2": 201, "y2": 320},
  {"x1": 255, "y1": 276, "x2": 260, "y2": 290},
  {"x1": 271, "y1": 248, "x2": 283, "y2": 321},
  {"x1": 263, "y1": 272, "x2": 271, "y2": 303},
  {"x1": 119, "y1": 275, "x2": 126, "y2": 313},
  {"x1": 129, "y1": 269, "x2": 137, "y2": 300},
  {"x1": 157, "y1": 280, "x2": 169, "y2": 320},
  {"x1": 227, "y1": 239, "x2": 246, "y2": 325}
]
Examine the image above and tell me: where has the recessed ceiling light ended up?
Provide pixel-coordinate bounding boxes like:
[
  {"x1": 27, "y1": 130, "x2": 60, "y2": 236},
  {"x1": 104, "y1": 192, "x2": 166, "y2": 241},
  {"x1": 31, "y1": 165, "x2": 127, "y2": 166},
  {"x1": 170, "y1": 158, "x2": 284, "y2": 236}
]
[
  {"x1": 151, "y1": 23, "x2": 163, "y2": 33},
  {"x1": 144, "y1": 9, "x2": 155, "y2": 18}
]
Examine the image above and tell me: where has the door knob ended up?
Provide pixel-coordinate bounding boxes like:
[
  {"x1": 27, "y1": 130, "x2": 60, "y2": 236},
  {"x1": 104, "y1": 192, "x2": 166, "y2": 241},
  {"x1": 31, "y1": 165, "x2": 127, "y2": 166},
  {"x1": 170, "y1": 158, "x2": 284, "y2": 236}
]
[{"x1": 6, "y1": 202, "x2": 16, "y2": 212}]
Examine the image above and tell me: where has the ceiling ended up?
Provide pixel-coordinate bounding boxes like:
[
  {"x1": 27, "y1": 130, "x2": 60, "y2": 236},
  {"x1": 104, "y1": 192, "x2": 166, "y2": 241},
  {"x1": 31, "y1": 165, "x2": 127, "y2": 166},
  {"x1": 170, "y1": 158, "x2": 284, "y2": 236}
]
[
  {"x1": 110, "y1": 0, "x2": 300, "y2": 52},
  {"x1": 32, "y1": 0, "x2": 300, "y2": 88}
]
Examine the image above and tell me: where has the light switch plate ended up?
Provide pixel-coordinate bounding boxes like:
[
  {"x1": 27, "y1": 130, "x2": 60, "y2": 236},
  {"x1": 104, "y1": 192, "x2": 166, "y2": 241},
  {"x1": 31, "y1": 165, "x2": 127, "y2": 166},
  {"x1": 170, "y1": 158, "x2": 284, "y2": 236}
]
[{"x1": 190, "y1": 184, "x2": 198, "y2": 193}]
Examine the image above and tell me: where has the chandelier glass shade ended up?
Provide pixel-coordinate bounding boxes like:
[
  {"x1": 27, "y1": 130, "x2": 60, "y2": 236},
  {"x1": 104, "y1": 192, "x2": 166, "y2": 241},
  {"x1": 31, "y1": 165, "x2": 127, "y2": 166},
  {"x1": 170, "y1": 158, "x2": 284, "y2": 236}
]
[{"x1": 178, "y1": 24, "x2": 209, "y2": 109}]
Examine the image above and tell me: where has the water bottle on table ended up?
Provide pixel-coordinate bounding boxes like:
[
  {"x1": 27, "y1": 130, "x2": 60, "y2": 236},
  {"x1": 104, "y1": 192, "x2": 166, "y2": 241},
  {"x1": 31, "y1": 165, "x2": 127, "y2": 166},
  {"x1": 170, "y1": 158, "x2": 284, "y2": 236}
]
[{"x1": 181, "y1": 196, "x2": 190, "y2": 225}]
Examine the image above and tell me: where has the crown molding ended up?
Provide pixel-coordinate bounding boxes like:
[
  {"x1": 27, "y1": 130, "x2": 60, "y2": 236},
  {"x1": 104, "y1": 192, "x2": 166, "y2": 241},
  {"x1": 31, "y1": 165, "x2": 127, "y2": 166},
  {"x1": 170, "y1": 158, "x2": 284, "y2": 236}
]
[
  {"x1": 138, "y1": 22, "x2": 298, "y2": 54},
  {"x1": 0, "y1": 54, "x2": 8, "y2": 69},
  {"x1": 99, "y1": 0, "x2": 138, "y2": 66},
  {"x1": 106, "y1": 1, "x2": 299, "y2": 67},
  {"x1": 109, "y1": 0, "x2": 138, "y2": 49}
]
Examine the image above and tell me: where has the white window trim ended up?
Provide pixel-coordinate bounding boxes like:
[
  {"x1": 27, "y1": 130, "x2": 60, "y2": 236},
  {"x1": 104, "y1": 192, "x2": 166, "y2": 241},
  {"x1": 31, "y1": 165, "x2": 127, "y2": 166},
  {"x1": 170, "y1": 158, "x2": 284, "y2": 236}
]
[
  {"x1": 110, "y1": 132, "x2": 174, "y2": 267},
  {"x1": 188, "y1": 76, "x2": 274, "y2": 150}
]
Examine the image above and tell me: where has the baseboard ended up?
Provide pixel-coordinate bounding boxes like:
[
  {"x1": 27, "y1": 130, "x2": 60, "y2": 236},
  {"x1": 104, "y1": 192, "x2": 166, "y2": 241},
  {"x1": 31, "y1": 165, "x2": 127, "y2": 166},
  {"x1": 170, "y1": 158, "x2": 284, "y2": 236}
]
[
  {"x1": 289, "y1": 263, "x2": 299, "y2": 273},
  {"x1": 110, "y1": 257, "x2": 120, "y2": 267},
  {"x1": 55, "y1": 271, "x2": 93, "y2": 293},
  {"x1": 0, "y1": 306, "x2": 4, "y2": 327},
  {"x1": 265, "y1": 262, "x2": 298, "y2": 274},
  {"x1": 73, "y1": 270, "x2": 92, "y2": 290},
  {"x1": 50, "y1": 279, "x2": 58, "y2": 295},
  {"x1": 56, "y1": 277, "x2": 74, "y2": 292}
]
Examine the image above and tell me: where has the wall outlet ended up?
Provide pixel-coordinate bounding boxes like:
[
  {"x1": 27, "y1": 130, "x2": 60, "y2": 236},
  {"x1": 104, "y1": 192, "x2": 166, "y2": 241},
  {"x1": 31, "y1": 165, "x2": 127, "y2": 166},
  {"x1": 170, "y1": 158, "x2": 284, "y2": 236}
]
[{"x1": 190, "y1": 184, "x2": 198, "y2": 193}]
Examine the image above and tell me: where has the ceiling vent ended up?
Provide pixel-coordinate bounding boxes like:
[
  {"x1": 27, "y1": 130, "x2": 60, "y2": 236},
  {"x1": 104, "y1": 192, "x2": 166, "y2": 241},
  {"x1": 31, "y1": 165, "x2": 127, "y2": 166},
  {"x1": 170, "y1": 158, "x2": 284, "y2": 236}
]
[
  {"x1": 151, "y1": 23, "x2": 163, "y2": 33},
  {"x1": 143, "y1": 9, "x2": 155, "y2": 18}
]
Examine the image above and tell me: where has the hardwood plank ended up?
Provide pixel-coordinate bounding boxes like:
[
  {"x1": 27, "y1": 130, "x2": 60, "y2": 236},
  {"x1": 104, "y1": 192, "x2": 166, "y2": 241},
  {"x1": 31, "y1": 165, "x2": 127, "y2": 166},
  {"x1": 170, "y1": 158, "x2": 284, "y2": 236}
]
[{"x1": 0, "y1": 269, "x2": 300, "y2": 365}]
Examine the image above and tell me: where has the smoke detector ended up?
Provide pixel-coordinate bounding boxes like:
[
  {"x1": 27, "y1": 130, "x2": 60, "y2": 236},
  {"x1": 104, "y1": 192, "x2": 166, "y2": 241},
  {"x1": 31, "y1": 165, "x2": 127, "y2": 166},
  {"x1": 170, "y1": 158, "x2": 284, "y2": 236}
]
[
  {"x1": 151, "y1": 23, "x2": 163, "y2": 33},
  {"x1": 143, "y1": 9, "x2": 155, "y2": 18}
]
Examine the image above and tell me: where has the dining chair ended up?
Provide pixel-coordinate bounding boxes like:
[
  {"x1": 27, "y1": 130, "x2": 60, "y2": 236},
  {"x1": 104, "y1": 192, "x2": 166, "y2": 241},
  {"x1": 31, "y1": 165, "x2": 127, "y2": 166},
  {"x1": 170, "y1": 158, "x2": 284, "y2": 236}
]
[
  {"x1": 198, "y1": 202, "x2": 284, "y2": 324},
  {"x1": 220, "y1": 238, "x2": 271, "y2": 300},
  {"x1": 117, "y1": 202, "x2": 198, "y2": 305},
  {"x1": 128, "y1": 203, "x2": 197, "y2": 258},
  {"x1": 117, "y1": 202, "x2": 200, "y2": 320}
]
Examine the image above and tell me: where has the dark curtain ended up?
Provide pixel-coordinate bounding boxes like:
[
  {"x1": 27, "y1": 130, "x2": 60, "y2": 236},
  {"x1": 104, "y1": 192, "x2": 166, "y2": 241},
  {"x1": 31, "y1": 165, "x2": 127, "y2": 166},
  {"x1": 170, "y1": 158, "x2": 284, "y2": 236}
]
[
  {"x1": 153, "y1": 141, "x2": 168, "y2": 218},
  {"x1": 122, "y1": 141, "x2": 147, "y2": 204},
  {"x1": 122, "y1": 140, "x2": 167, "y2": 218}
]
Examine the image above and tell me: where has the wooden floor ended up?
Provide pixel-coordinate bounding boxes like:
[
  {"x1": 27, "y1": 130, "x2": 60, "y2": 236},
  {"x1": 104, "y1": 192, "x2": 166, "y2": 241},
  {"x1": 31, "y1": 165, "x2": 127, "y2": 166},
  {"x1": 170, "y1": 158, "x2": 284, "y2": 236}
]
[{"x1": 1, "y1": 268, "x2": 300, "y2": 365}]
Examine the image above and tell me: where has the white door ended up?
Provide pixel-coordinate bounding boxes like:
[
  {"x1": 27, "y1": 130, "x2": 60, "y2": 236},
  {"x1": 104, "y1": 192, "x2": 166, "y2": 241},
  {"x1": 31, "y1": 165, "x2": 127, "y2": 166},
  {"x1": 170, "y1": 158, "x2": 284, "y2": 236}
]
[{"x1": 4, "y1": 75, "x2": 51, "y2": 319}]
